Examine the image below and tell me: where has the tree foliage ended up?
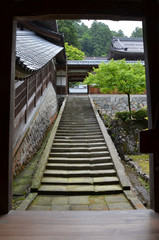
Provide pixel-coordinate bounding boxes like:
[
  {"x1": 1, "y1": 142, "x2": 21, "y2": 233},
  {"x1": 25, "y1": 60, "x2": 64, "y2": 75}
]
[
  {"x1": 58, "y1": 20, "x2": 143, "y2": 57},
  {"x1": 57, "y1": 20, "x2": 80, "y2": 48},
  {"x1": 131, "y1": 27, "x2": 143, "y2": 38},
  {"x1": 58, "y1": 20, "x2": 129, "y2": 57},
  {"x1": 65, "y1": 42, "x2": 86, "y2": 60},
  {"x1": 84, "y1": 59, "x2": 146, "y2": 118}
]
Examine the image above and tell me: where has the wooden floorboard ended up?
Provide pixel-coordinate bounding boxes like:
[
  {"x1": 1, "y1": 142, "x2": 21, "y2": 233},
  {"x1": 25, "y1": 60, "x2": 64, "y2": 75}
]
[{"x1": 0, "y1": 210, "x2": 159, "y2": 239}]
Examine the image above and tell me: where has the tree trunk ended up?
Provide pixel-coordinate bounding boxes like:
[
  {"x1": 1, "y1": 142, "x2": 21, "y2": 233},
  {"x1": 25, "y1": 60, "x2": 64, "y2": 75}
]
[{"x1": 127, "y1": 93, "x2": 131, "y2": 119}]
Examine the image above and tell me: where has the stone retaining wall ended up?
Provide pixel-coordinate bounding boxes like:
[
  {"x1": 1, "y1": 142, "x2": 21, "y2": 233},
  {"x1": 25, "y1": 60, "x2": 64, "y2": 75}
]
[
  {"x1": 91, "y1": 94, "x2": 147, "y2": 116},
  {"x1": 13, "y1": 83, "x2": 58, "y2": 177}
]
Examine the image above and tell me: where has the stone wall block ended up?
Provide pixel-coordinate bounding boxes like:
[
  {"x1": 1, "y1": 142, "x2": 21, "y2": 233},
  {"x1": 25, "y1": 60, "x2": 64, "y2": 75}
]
[{"x1": 13, "y1": 84, "x2": 58, "y2": 177}]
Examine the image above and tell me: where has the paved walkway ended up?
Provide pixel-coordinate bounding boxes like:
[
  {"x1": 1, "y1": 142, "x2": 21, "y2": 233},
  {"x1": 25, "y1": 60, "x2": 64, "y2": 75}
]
[{"x1": 28, "y1": 193, "x2": 134, "y2": 211}]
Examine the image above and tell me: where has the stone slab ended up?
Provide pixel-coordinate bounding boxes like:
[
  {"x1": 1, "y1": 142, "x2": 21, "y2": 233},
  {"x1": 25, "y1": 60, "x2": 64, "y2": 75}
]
[
  {"x1": 105, "y1": 194, "x2": 129, "y2": 204},
  {"x1": 32, "y1": 195, "x2": 53, "y2": 206},
  {"x1": 69, "y1": 196, "x2": 90, "y2": 204},
  {"x1": 51, "y1": 196, "x2": 69, "y2": 205},
  {"x1": 89, "y1": 195, "x2": 106, "y2": 204},
  {"x1": 51, "y1": 205, "x2": 70, "y2": 211},
  {"x1": 70, "y1": 205, "x2": 90, "y2": 211},
  {"x1": 90, "y1": 203, "x2": 109, "y2": 211},
  {"x1": 107, "y1": 202, "x2": 134, "y2": 210}
]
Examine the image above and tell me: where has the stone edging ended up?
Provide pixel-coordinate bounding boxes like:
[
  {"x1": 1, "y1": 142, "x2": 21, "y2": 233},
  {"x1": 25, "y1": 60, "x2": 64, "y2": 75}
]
[
  {"x1": 89, "y1": 95, "x2": 146, "y2": 210},
  {"x1": 30, "y1": 95, "x2": 68, "y2": 192},
  {"x1": 89, "y1": 95, "x2": 131, "y2": 190},
  {"x1": 16, "y1": 193, "x2": 38, "y2": 211}
]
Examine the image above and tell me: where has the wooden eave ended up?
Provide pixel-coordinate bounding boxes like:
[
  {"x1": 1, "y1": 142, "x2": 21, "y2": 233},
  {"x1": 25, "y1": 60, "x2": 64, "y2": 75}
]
[
  {"x1": 19, "y1": 21, "x2": 64, "y2": 46},
  {"x1": 108, "y1": 50, "x2": 145, "y2": 60}
]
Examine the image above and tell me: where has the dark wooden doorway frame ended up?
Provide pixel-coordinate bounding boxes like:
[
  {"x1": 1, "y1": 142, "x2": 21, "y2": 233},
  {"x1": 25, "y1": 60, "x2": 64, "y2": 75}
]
[{"x1": 1, "y1": 1, "x2": 159, "y2": 214}]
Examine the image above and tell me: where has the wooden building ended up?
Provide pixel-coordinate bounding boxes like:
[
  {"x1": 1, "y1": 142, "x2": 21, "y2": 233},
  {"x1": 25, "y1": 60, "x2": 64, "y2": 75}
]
[
  {"x1": 1, "y1": 0, "x2": 159, "y2": 238},
  {"x1": 16, "y1": 20, "x2": 67, "y2": 95}
]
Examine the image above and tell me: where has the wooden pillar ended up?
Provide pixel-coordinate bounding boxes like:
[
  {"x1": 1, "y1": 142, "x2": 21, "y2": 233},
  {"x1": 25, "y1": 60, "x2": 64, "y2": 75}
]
[
  {"x1": 66, "y1": 63, "x2": 69, "y2": 95},
  {"x1": 143, "y1": 1, "x2": 159, "y2": 211},
  {"x1": 0, "y1": 4, "x2": 15, "y2": 213}
]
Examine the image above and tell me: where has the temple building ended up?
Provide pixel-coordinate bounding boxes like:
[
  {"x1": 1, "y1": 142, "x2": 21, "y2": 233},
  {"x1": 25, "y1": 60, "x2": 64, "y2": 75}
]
[{"x1": 108, "y1": 36, "x2": 144, "y2": 60}]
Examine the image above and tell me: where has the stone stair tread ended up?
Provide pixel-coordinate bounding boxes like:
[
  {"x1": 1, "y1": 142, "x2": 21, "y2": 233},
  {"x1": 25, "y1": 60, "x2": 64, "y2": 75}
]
[
  {"x1": 38, "y1": 184, "x2": 122, "y2": 194},
  {"x1": 50, "y1": 151, "x2": 109, "y2": 157},
  {"x1": 46, "y1": 162, "x2": 114, "y2": 170},
  {"x1": 52, "y1": 142, "x2": 106, "y2": 147},
  {"x1": 48, "y1": 156, "x2": 112, "y2": 164},
  {"x1": 51, "y1": 147, "x2": 107, "y2": 152},
  {"x1": 58, "y1": 126, "x2": 99, "y2": 130},
  {"x1": 55, "y1": 132, "x2": 102, "y2": 136},
  {"x1": 54, "y1": 135, "x2": 103, "y2": 139},
  {"x1": 57, "y1": 128, "x2": 100, "y2": 132},
  {"x1": 41, "y1": 176, "x2": 119, "y2": 185},
  {"x1": 41, "y1": 177, "x2": 93, "y2": 184},
  {"x1": 68, "y1": 177, "x2": 93, "y2": 184},
  {"x1": 93, "y1": 176, "x2": 119, "y2": 183},
  {"x1": 94, "y1": 185, "x2": 122, "y2": 193},
  {"x1": 53, "y1": 139, "x2": 105, "y2": 143},
  {"x1": 58, "y1": 124, "x2": 99, "y2": 128},
  {"x1": 42, "y1": 177, "x2": 68, "y2": 184},
  {"x1": 44, "y1": 169, "x2": 116, "y2": 177}
]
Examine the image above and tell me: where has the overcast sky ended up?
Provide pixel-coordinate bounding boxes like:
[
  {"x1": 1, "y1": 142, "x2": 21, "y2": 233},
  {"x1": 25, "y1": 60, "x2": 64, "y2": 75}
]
[{"x1": 81, "y1": 20, "x2": 143, "y2": 37}]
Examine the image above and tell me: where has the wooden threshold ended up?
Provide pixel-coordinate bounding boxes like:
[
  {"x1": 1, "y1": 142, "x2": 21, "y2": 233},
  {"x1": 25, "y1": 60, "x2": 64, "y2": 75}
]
[{"x1": 0, "y1": 210, "x2": 159, "y2": 239}]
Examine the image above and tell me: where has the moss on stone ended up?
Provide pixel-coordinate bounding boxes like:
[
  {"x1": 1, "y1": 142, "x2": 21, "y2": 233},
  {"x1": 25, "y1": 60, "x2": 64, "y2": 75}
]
[
  {"x1": 128, "y1": 154, "x2": 149, "y2": 175},
  {"x1": 12, "y1": 123, "x2": 55, "y2": 209}
]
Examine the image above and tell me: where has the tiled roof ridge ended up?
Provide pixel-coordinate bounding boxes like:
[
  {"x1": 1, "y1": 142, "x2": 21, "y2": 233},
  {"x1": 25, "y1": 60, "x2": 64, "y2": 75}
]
[{"x1": 112, "y1": 36, "x2": 143, "y2": 42}]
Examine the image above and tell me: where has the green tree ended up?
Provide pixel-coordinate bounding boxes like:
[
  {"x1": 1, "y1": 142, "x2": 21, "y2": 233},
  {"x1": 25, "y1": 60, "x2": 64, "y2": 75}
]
[
  {"x1": 65, "y1": 42, "x2": 86, "y2": 60},
  {"x1": 111, "y1": 29, "x2": 126, "y2": 37},
  {"x1": 57, "y1": 20, "x2": 80, "y2": 48},
  {"x1": 80, "y1": 33, "x2": 93, "y2": 56},
  {"x1": 131, "y1": 27, "x2": 143, "y2": 38},
  {"x1": 90, "y1": 21, "x2": 111, "y2": 56},
  {"x1": 84, "y1": 59, "x2": 146, "y2": 118}
]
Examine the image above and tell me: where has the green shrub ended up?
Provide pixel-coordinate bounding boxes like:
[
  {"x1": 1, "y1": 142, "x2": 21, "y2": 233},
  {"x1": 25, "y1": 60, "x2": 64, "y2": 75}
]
[
  {"x1": 132, "y1": 109, "x2": 147, "y2": 120},
  {"x1": 115, "y1": 111, "x2": 130, "y2": 121}
]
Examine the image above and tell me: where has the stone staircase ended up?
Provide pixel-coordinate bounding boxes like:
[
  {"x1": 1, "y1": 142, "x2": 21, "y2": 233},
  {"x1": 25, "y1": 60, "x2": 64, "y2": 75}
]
[{"x1": 38, "y1": 96, "x2": 123, "y2": 195}]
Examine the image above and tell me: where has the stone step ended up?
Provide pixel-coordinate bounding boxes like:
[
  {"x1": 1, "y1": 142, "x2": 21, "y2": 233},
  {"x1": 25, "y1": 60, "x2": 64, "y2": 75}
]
[
  {"x1": 46, "y1": 162, "x2": 114, "y2": 171},
  {"x1": 52, "y1": 142, "x2": 106, "y2": 148},
  {"x1": 48, "y1": 156, "x2": 112, "y2": 164},
  {"x1": 49, "y1": 151, "x2": 110, "y2": 158},
  {"x1": 38, "y1": 184, "x2": 122, "y2": 195},
  {"x1": 57, "y1": 128, "x2": 100, "y2": 133},
  {"x1": 61, "y1": 115, "x2": 95, "y2": 118},
  {"x1": 53, "y1": 139, "x2": 105, "y2": 143},
  {"x1": 43, "y1": 169, "x2": 116, "y2": 178},
  {"x1": 37, "y1": 96, "x2": 124, "y2": 197},
  {"x1": 60, "y1": 121, "x2": 98, "y2": 124},
  {"x1": 41, "y1": 176, "x2": 119, "y2": 185},
  {"x1": 58, "y1": 123, "x2": 99, "y2": 127},
  {"x1": 54, "y1": 135, "x2": 103, "y2": 139},
  {"x1": 51, "y1": 147, "x2": 108, "y2": 153},
  {"x1": 55, "y1": 131, "x2": 102, "y2": 136},
  {"x1": 58, "y1": 125, "x2": 99, "y2": 129}
]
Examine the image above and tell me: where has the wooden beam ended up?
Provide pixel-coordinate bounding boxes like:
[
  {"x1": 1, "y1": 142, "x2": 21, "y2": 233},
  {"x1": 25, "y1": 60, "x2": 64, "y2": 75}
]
[
  {"x1": 0, "y1": 4, "x2": 15, "y2": 213},
  {"x1": 14, "y1": 0, "x2": 144, "y2": 20},
  {"x1": 143, "y1": 1, "x2": 159, "y2": 212}
]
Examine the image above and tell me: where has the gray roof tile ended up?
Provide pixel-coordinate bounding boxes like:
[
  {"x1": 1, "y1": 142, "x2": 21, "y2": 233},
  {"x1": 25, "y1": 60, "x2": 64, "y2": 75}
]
[{"x1": 16, "y1": 29, "x2": 63, "y2": 70}]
